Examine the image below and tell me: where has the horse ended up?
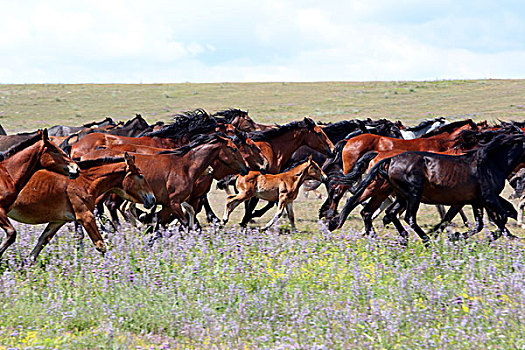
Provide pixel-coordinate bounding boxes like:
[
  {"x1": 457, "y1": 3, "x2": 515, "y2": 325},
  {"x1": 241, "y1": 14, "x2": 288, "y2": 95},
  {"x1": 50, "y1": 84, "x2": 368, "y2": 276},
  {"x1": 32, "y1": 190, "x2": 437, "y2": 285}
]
[
  {"x1": 222, "y1": 156, "x2": 328, "y2": 231},
  {"x1": 0, "y1": 129, "x2": 80, "y2": 258},
  {"x1": 330, "y1": 134, "x2": 525, "y2": 245},
  {"x1": 47, "y1": 117, "x2": 116, "y2": 137},
  {"x1": 236, "y1": 117, "x2": 334, "y2": 226},
  {"x1": 509, "y1": 168, "x2": 525, "y2": 228},
  {"x1": 319, "y1": 119, "x2": 479, "y2": 220},
  {"x1": 86, "y1": 131, "x2": 269, "y2": 228},
  {"x1": 399, "y1": 117, "x2": 448, "y2": 140},
  {"x1": 212, "y1": 108, "x2": 273, "y2": 132},
  {"x1": 81, "y1": 133, "x2": 250, "y2": 229},
  {"x1": 7, "y1": 153, "x2": 155, "y2": 260}
]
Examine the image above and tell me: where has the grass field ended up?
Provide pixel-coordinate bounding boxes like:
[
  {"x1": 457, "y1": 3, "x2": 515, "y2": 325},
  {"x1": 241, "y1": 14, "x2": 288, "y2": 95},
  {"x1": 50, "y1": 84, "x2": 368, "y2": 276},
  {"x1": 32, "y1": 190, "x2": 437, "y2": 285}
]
[{"x1": 0, "y1": 80, "x2": 525, "y2": 349}]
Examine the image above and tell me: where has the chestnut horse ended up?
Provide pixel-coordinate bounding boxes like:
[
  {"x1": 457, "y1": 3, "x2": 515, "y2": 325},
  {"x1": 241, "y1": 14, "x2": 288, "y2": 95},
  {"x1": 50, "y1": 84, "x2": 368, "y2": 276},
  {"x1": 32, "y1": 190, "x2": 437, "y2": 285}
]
[
  {"x1": 81, "y1": 133, "x2": 249, "y2": 228},
  {"x1": 8, "y1": 153, "x2": 155, "y2": 260},
  {"x1": 238, "y1": 117, "x2": 335, "y2": 225},
  {"x1": 319, "y1": 119, "x2": 479, "y2": 219},
  {"x1": 0, "y1": 129, "x2": 80, "y2": 259},
  {"x1": 222, "y1": 156, "x2": 328, "y2": 231},
  {"x1": 87, "y1": 131, "x2": 269, "y2": 227}
]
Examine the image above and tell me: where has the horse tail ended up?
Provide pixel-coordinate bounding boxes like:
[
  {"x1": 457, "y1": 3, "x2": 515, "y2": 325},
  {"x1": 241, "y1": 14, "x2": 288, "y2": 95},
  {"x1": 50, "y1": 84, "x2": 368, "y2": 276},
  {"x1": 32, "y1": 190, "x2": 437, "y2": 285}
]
[
  {"x1": 328, "y1": 157, "x2": 391, "y2": 231},
  {"x1": 329, "y1": 151, "x2": 378, "y2": 187}
]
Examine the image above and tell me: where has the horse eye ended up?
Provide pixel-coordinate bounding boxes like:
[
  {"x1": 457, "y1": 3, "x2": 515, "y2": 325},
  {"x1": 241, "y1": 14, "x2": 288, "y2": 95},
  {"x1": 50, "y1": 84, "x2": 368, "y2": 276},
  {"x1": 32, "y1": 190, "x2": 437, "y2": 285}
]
[{"x1": 137, "y1": 174, "x2": 144, "y2": 180}]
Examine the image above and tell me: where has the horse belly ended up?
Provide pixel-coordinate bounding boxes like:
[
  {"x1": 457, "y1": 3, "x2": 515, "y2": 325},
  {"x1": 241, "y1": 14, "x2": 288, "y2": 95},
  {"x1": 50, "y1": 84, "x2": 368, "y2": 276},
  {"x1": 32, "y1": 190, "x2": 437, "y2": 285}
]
[
  {"x1": 421, "y1": 181, "x2": 478, "y2": 204},
  {"x1": 256, "y1": 178, "x2": 279, "y2": 202},
  {"x1": 8, "y1": 206, "x2": 75, "y2": 225}
]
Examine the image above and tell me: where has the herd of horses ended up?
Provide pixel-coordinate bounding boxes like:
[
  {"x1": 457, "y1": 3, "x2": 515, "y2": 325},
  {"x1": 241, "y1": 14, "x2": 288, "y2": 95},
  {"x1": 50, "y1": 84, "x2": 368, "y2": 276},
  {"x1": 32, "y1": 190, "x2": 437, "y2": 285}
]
[{"x1": 0, "y1": 109, "x2": 524, "y2": 259}]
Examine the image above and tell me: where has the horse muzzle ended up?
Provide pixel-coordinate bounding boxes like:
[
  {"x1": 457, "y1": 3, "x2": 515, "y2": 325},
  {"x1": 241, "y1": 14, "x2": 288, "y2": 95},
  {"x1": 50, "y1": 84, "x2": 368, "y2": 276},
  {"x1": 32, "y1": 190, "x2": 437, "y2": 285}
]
[
  {"x1": 142, "y1": 193, "x2": 156, "y2": 209},
  {"x1": 67, "y1": 163, "x2": 81, "y2": 179},
  {"x1": 321, "y1": 174, "x2": 329, "y2": 183},
  {"x1": 239, "y1": 165, "x2": 250, "y2": 176}
]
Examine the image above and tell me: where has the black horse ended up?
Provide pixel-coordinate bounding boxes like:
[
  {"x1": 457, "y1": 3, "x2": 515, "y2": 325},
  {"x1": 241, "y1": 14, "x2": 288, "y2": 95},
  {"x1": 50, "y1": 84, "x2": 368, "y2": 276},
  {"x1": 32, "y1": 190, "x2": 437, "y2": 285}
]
[{"x1": 329, "y1": 133, "x2": 525, "y2": 245}]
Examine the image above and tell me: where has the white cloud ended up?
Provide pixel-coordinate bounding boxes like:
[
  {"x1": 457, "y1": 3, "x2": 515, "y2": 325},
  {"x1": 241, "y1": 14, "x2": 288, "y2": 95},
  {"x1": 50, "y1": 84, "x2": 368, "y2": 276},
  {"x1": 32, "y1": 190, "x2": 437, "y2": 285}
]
[{"x1": 0, "y1": 0, "x2": 524, "y2": 83}]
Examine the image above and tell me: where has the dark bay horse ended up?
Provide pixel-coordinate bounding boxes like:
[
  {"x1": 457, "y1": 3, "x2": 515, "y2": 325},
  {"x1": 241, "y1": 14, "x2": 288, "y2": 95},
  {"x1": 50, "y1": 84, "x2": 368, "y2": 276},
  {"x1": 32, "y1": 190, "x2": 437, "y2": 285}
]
[
  {"x1": 319, "y1": 119, "x2": 479, "y2": 219},
  {"x1": 331, "y1": 134, "x2": 525, "y2": 245},
  {"x1": 7, "y1": 153, "x2": 155, "y2": 260},
  {"x1": 0, "y1": 130, "x2": 80, "y2": 258},
  {"x1": 81, "y1": 133, "x2": 250, "y2": 228}
]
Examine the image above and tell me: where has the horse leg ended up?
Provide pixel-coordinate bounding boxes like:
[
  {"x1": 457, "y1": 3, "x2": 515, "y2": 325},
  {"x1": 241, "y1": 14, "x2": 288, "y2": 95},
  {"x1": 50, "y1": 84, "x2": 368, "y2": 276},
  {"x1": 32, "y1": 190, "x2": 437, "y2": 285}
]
[
  {"x1": 285, "y1": 202, "x2": 296, "y2": 232},
  {"x1": 223, "y1": 192, "x2": 253, "y2": 224},
  {"x1": 383, "y1": 198, "x2": 409, "y2": 243},
  {"x1": 458, "y1": 209, "x2": 470, "y2": 228},
  {"x1": 518, "y1": 197, "x2": 525, "y2": 229},
  {"x1": 371, "y1": 196, "x2": 393, "y2": 220},
  {"x1": 29, "y1": 223, "x2": 65, "y2": 261},
  {"x1": 201, "y1": 195, "x2": 220, "y2": 223},
  {"x1": 429, "y1": 204, "x2": 463, "y2": 237},
  {"x1": 181, "y1": 202, "x2": 196, "y2": 229},
  {"x1": 481, "y1": 196, "x2": 511, "y2": 241},
  {"x1": 436, "y1": 205, "x2": 446, "y2": 221},
  {"x1": 404, "y1": 199, "x2": 431, "y2": 247},
  {"x1": 361, "y1": 193, "x2": 392, "y2": 237},
  {"x1": 262, "y1": 197, "x2": 286, "y2": 231},
  {"x1": 240, "y1": 197, "x2": 259, "y2": 226},
  {"x1": 0, "y1": 210, "x2": 17, "y2": 259},
  {"x1": 252, "y1": 201, "x2": 276, "y2": 218},
  {"x1": 76, "y1": 212, "x2": 106, "y2": 255}
]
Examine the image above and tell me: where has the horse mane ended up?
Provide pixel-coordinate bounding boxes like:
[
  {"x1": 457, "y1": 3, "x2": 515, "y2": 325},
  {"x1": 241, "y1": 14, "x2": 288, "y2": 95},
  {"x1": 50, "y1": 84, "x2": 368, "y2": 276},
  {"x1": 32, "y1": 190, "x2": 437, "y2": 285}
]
[
  {"x1": 419, "y1": 119, "x2": 476, "y2": 138},
  {"x1": 0, "y1": 132, "x2": 42, "y2": 162},
  {"x1": 212, "y1": 108, "x2": 249, "y2": 124},
  {"x1": 140, "y1": 108, "x2": 218, "y2": 140},
  {"x1": 248, "y1": 118, "x2": 316, "y2": 142},
  {"x1": 406, "y1": 117, "x2": 446, "y2": 131},
  {"x1": 156, "y1": 132, "x2": 228, "y2": 156},
  {"x1": 122, "y1": 114, "x2": 148, "y2": 128},
  {"x1": 76, "y1": 156, "x2": 126, "y2": 170},
  {"x1": 453, "y1": 126, "x2": 523, "y2": 150},
  {"x1": 282, "y1": 158, "x2": 310, "y2": 172},
  {"x1": 475, "y1": 134, "x2": 525, "y2": 165},
  {"x1": 319, "y1": 120, "x2": 366, "y2": 138},
  {"x1": 82, "y1": 117, "x2": 115, "y2": 128}
]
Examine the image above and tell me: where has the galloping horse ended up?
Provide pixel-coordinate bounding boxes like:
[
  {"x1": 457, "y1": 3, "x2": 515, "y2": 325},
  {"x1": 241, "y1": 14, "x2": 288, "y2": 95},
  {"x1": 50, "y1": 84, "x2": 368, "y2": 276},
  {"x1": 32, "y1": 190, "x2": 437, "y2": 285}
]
[
  {"x1": 331, "y1": 134, "x2": 525, "y2": 244},
  {"x1": 0, "y1": 130, "x2": 80, "y2": 259},
  {"x1": 81, "y1": 133, "x2": 249, "y2": 228},
  {"x1": 8, "y1": 153, "x2": 155, "y2": 260},
  {"x1": 319, "y1": 119, "x2": 479, "y2": 219},
  {"x1": 238, "y1": 117, "x2": 335, "y2": 225},
  {"x1": 222, "y1": 156, "x2": 328, "y2": 231}
]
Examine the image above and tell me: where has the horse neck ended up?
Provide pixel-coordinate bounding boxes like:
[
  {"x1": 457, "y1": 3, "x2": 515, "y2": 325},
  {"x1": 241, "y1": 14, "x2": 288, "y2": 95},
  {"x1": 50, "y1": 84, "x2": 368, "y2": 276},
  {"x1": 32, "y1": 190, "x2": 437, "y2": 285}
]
[
  {"x1": 81, "y1": 163, "x2": 127, "y2": 197},
  {"x1": 1, "y1": 141, "x2": 44, "y2": 191},
  {"x1": 184, "y1": 143, "x2": 222, "y2": 180},
  {"x1": 268, "y1": 130, "x2": 309, "y2": 170}
]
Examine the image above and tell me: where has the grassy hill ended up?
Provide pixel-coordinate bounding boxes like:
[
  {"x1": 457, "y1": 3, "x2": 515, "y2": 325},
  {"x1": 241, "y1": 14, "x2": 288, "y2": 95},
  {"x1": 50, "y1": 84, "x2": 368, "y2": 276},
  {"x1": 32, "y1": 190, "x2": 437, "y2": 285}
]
[{"x1": 1, "y1": 79, "x2": 524, "y2": 133}]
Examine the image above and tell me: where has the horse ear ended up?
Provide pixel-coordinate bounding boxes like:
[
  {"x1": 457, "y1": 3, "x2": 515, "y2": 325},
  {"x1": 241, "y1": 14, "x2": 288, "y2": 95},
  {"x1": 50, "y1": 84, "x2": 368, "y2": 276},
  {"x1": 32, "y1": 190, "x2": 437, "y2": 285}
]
[
  {"x1": 41, "y1": 128, "x2": 49, "y2": 141},
  {"x1": 304, "y1": 117, "x2": 315, "y2": 128},
  {"x1": 308, "y1": 154, "x2": 313, "y2": 162},
  {"x1": 124, "y1": 152, "x2": 135, "y2": 166}
]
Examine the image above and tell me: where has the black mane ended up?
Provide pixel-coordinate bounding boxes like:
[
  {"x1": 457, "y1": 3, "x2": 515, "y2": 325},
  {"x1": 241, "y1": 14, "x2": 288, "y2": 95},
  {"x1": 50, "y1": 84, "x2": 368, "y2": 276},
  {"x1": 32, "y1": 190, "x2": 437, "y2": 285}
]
[
  {"x1": 248, "y1": 118, "x2": 316, "y2": 142},
  {"x1": 156, "y1": 132, "x2": 228, "y2": 156},
  {"x1": 212, "y1": 108, "x2": 249, "y2": 124},
  {"x1": 0, "y1": 132, "x2": 42, "y2": 161},
  {"x1": 420, "y1": 119, "x2": 477, "y2": 138},
  {"x1": 406, "y1": 117, "x2": 446, "y2": 131},
  {"x1": 141, "y1": 109, "x2": 218, "y2": 140}
]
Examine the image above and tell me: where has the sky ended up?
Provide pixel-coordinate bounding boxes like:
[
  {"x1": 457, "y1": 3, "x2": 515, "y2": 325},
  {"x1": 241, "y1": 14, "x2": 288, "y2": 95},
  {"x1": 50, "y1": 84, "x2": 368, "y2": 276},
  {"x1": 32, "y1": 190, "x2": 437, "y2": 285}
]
[{"x1": 1, "y1": 0, "x2": 524, "y2": 83}]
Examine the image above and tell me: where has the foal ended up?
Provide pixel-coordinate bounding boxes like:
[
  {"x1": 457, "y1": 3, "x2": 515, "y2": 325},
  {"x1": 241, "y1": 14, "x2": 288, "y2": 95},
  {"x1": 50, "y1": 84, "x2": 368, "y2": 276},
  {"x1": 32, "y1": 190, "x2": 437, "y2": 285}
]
[{"x1": 222, "y1": 157, "x2": 328, "y2": 231}]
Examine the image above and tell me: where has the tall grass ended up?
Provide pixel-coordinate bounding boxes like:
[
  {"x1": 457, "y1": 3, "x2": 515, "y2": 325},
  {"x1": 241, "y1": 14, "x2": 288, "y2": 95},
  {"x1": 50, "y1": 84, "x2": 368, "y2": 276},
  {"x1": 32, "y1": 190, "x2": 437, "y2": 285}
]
[{"x1": 1, "y1": 221, "x2": 523, "y2": 349}]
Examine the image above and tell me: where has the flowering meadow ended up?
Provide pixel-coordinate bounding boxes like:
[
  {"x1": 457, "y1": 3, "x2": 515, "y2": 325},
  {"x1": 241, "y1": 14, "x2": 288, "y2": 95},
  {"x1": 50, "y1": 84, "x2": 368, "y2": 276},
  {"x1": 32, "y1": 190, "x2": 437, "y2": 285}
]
[{"x1": 0, "y1": 220, "x2": 524, "y2": 349}]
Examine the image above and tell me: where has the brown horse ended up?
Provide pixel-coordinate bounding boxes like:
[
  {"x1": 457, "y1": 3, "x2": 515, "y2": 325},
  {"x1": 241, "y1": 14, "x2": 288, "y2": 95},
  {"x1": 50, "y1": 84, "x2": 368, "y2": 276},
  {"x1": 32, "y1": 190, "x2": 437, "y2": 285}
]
[
  {"x1": 238, "y1": 117, "x2": 335, "y2": 225},
  {"x1": 7, "y1": 153, "x2": 155, "y2": 260},
  {"x1": 87, "y1": 131, "x2": 269, "y2": 227},
  {"x1": 0, "y1": 129, "x2": 81, "y2": 258},
  {"x1": 330, "y1": 134, "x2": 525, "y2": 244},
  {"x1": 222, "y1": 156, "x2": 327, "y2": 231},
  {"x1": 319, "y1": 119, "x2": 479, "y2": 219},
  {"x1": 81, "y1": 133, "x2": 249, "y2": 228}
]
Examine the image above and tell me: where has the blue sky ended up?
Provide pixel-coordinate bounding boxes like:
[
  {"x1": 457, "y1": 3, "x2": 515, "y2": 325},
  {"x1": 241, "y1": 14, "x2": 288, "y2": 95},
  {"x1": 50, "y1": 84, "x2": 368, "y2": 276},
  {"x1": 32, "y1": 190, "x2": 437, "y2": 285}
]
[{"x1": 1, "y1": 0, "x2": 524, "y2": 83}]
